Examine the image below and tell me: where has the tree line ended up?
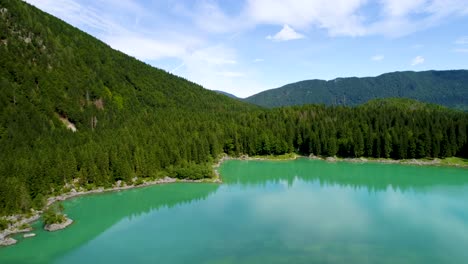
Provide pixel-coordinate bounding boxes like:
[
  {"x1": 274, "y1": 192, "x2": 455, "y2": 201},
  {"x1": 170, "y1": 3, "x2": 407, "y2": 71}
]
[{"x1": 1, "y1": 99, "x2": 467, "y2": 216}]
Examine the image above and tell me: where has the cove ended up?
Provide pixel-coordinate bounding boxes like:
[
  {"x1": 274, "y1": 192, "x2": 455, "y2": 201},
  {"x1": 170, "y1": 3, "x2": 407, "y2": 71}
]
[{"x1": 1, "y1": 159, "x2": 468, "y2": 264}]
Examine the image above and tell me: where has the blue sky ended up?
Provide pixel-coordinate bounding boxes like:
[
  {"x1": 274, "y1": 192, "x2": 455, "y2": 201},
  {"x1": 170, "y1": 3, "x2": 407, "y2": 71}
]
[{"x1": 25, "y1": 0, "x2": 468, "y2": 98}]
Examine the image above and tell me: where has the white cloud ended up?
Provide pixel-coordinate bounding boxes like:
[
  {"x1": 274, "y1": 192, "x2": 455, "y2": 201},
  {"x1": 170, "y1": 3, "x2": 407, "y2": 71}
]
[
  {"x1": 455, "y1": 36, "x2": 468, "y2": 45},
  {"x1": 25, "y1": 0, "x2": 205, "y2": 63},
  {"x1": 369, "y1": 0, "x2": 468, "y2": 37},
  {"x1": 267, "y1": 25, "x2": 305, "y2": 41},
  {"x1": 247, "y1": 0, "x2": 367, "y2": 36},
  {"x1": 163, "y1": 45, "x2": 264, "y2": 97},
  {"x1": 177, "y1": 45, "x2": 248, "y2": 93},
  {"x1": 216, "y1": 71, "x2": 245, "y2": 78},
  {"x1": 104, "y1": 35, "x2": 193, "y2": 61},
  {"x1": 453, "y1": 48, "x2": 468, "y2": 53},
  {"x1": 24, "y1": 0, "x2": 125, "y2": 34},
  {"x1": 184, "y1": 0, "x2": 468, "y2": 39},
  {"x1": 381, "y1": 0, "x2": 427, "y2": 17},
  {"x1": 371, "y1": 55, "x2": 385, "y2": 61},
  {"x1": 170, "y1": 62, "x2": 185, "y2": 74},
  {"x1": 186, "y1": 46, "x2": 238, "y2": 66},
  {"x1": 190, "y1": 1, "x2": 244, "y2": 33},
  {"x1": 253, "y1": 58, "x2": 264, "y2": 63},
  {"x1": 26, "y1": 0, "x2": 468, "y2": 45},
  {"x1": 411, "y1": 55, "x2": 425, "y2": 66}
]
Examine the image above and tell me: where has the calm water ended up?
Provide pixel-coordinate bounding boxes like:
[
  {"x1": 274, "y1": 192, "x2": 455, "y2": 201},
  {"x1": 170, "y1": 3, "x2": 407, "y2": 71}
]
[{"x1": 1, "y1": 159, "x2": 468, "y2": 263}]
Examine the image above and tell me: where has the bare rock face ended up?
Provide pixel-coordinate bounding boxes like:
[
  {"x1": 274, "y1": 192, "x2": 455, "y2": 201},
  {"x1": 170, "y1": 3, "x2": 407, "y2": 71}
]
[
  {"x1": 0, "y1": 237, "x2": 17, "y2": 247},
  {"x1": 44, "y1": 218, "x2": 73, "y2": 232}
]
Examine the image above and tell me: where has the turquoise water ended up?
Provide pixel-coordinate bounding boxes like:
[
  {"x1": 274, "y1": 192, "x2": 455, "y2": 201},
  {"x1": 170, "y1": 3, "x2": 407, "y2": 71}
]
[{"x1": 1, "y1": 159, "x2": 468, "y2": 263}]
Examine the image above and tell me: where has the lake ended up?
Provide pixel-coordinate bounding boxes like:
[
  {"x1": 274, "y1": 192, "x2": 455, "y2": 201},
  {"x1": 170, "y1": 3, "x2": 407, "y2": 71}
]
[{"x1": 1, "y1": 159, "x2": 468, "y2": 263}]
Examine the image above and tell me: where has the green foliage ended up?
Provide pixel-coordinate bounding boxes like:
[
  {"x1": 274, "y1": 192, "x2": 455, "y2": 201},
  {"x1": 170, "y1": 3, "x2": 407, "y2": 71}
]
[
  {"x1": 439, "y1": 157, "x2": 468, "y2": 167},
  {"x1": 134, "y1": 178, "x2": 145, "y2": 186},
  {"x1": 32, "y1": 193, "x2": 45, "y2": 210},
  {"x1": 113, "y1": 94, "x2": 124, "y2": 110},
  {"x1": 0, "y1": 218, "x2": 10, "y2": 231},
  {"x1": 252, "y1": 153, "x2": 297, "y2": 160},
  {"x1": 171, "y1": 163, "x2": 214, "y2": 180},
  {"x1": 245, "y1": 71, "x2": 468, "y2": 110},
  {"x1": 19, "y1": 223, "x2": 30, "y2": 230},
  {"x1": 43, "y1": 204, "x2": 65, "y2": 226}
]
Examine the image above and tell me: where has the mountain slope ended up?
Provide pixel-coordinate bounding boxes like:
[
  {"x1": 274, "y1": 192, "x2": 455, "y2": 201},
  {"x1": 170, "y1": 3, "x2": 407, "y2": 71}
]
[
  {"x1": 0, "y1": 0, "x2": 253, "y2": 114},
  {"x1": 245, "y1": 70, "x2": 468, "y2": 110},
  {"x1": 0, "y1": 0, "x2": 255, "y2": 215}
]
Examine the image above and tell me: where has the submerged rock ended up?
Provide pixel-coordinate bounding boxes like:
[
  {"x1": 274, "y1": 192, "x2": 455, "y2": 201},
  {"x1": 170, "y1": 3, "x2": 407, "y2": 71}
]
[
  {"x1": 0, "y1": 237, "x2": 17, "y2": 247},
  {"x1": 23, "y1": 233, "x2": 36, "y2": 238},
  {"x1": 44, "y1": 217, "x2": 73, "y2": 232}
]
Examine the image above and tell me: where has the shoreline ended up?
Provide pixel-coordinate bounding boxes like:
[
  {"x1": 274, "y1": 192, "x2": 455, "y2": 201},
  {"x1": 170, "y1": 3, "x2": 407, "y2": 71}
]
[
  {"x1": 225, "y1": 153, "x2": 468, "y2": 168},
  {"x1": 308, "y1": 155, "x2": 468, "y2": 168},
  {"x1": 2, "y1": 154, "x2": 466, "y2": 246},
  {"x1": 0, "y1": 175, "x2": 222, "y2": 247}
]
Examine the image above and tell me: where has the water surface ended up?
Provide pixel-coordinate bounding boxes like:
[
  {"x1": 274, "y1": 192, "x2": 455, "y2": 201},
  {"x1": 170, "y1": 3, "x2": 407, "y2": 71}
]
[{"x1": 1, "y1": 159, "x2": 468, "y2": 263}]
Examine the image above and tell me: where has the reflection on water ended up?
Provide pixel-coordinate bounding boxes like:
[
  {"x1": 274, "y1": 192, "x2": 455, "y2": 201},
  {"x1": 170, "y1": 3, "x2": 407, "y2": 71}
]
[
  {"x1": 1, "y1": 159, "x2": 467, "y2": 264},
  {"x1": 0, "y1": 183, "x2": 220, "y2": 264},
  {"x1": 222, "y1": 158, "x2": 468, "y2": 192}
]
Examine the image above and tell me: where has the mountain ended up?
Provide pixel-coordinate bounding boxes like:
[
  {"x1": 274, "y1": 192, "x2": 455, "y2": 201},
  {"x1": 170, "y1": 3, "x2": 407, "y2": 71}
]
[
  {"x1": 0, "y1": 0, "x2": 467, "y2": 216},
  {"x1": 245, "y1": 70, "x2": 468, "y2": 110},
  {"x1": 213, "y1": 90, "x2": 239, "y2": 99}
]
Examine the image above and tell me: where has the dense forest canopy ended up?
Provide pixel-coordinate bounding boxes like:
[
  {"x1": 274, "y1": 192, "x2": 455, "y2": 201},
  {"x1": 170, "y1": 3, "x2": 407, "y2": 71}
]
[
  {"x1": 244, "y1": 70, "x2": 468, "y2": 110},
  {"x1": 0, "y1": 0, "x2": 467, "y2": 216}
]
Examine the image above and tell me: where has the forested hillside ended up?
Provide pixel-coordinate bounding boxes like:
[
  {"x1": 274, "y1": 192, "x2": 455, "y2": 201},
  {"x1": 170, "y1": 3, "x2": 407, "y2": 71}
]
[
  {"x1": 0, "y1": 0, "x2": 253, "y2": 215},
  {"x1": 0, "y1": 0, "x2": 467, "y2": 216},
  {"x1": 245, "y1": 70, "x2": 468, "y2": 110}
]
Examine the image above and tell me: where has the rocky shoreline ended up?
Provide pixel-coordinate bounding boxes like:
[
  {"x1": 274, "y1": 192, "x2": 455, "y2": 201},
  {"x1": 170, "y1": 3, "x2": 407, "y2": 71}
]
[
  {"x1": 218, "y1": 153, "x2": 466, "y2": 169},
  {"x1": 213, "y1": 154, "x2": 231, "y2": 178},
  {"x1": 308, "y1": 155, "x2": 467, "y2": 167},
  {"x1": 0, "y1": 213, "x2": 38, "y2": 247}
]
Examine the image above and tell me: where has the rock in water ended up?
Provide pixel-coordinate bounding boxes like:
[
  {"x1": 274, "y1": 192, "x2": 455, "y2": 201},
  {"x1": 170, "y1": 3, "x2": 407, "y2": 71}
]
[
  {"x1": 44, "y1": 218, "x2": 73, "y2": 231},
  {"x1": 0, "y1": 237, "x2": 17, "y2": 247}
]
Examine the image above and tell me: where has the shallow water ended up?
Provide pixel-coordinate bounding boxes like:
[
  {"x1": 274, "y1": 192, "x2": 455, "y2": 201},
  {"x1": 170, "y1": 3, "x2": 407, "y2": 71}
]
[{"x1": 1, "y1": 159, "x2": 468, "y2": 263}]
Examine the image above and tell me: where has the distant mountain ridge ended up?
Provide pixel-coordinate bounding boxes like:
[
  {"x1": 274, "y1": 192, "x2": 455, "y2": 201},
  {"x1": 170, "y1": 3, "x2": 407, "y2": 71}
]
[
  {"x1": 245, "y1": 70, "x2": 468, "y2": 110},
  {"x1": 213, "y1": 90, "x2": 239, "y2": 99}
]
